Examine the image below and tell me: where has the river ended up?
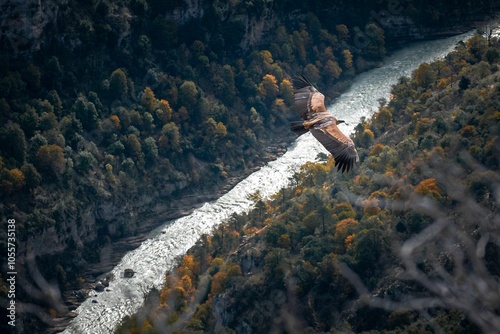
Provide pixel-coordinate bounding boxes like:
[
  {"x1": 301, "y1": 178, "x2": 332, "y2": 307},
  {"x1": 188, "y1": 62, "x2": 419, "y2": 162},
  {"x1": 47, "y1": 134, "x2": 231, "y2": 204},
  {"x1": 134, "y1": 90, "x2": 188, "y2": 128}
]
[{"x1": 61, "y1": 30, "x2": 475, "y2": 334}]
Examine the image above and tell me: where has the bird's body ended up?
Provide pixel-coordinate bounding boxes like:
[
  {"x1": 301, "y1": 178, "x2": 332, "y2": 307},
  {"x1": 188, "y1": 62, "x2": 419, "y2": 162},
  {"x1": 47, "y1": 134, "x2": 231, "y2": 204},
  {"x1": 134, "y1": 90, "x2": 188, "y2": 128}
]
[{"x1": 291, "y1": 75, "x2": 359, "y2": 173}]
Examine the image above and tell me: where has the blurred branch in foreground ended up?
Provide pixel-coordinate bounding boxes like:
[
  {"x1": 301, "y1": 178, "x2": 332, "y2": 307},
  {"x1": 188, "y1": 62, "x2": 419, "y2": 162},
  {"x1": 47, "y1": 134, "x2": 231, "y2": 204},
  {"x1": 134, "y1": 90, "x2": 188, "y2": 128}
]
[{"x1": 341, "y1": 150, "x2": 500, "y2": 333}]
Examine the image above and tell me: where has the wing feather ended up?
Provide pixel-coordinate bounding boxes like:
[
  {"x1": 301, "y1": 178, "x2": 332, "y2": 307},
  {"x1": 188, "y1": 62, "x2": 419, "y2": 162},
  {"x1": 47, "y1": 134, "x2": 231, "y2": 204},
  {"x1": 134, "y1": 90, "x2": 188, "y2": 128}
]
[
  {"x1": 293, "y1": 75, "x2": 327, "y2": 120},
  {"x1": 310, "y1": 122, "x2": 359, "y2": 173}
]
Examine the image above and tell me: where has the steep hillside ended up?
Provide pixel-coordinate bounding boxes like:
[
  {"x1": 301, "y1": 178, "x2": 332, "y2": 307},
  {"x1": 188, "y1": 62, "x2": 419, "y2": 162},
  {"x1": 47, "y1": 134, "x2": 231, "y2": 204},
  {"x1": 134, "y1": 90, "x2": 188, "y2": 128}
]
[{"x1": 117, "y1": 32, "x2": 500, "y2": 333}]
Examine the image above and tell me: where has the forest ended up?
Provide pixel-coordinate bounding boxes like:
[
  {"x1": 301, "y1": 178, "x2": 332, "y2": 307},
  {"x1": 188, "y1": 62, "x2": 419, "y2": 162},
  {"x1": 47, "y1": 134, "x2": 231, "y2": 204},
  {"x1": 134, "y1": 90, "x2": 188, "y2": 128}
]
[
  {"x1": 0, "y1": 0, "x2": 499, "y2": 333},
  {"x1": 116, "y1": 33, "x2": 500, "y2": 333}
]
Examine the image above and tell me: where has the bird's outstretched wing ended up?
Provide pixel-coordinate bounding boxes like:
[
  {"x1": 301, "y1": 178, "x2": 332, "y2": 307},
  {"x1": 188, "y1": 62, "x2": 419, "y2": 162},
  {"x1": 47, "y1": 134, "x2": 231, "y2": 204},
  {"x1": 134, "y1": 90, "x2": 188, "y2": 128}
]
[
  {"x1": 291, "y1": 75, "x2": 359, "y2": 173},
  {"x1": 293, "y1": 75, "x2": 328, "y2": 120},
  {"x1": 309, "y1": 121, "x2": 359, "y2": 173}
]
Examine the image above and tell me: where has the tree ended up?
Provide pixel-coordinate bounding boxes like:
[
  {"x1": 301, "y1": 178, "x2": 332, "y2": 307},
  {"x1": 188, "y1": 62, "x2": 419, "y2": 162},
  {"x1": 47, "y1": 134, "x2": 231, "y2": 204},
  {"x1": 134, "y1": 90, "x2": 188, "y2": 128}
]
[
  {"x1": 258, "y1": 74, "x2": 279, "y2": 104},
  {"x1": 109, "y1": 115, "x2": 121, "y2": 131},
  {"x1": 5, "y1": 168, "x2": 25, "y2": 192},
  {"x1": 21, "y1": 163, "x2": 41, "y2": 190},
  {"x1": 109, "y1": 68, "x2": 129, "y2": 99},
  {"x1": 75, "y1": 151, "x2": 97, "y2": 172},
  {"x1": 19, "y1": 105, "x2": 39, "y2": 137},
  {"x1": 343, "y1": 49, "x2": 353, "y2": 69},
  {"x1": 303, "y1": 64, "x2": 320, "y2": 84},
  {"x1": 47, "y1": 90, "x2": 63, "y2": 116},
  {"x1": 141, "y1": 86, "x2": 158, "y2": 112},
  {"x1": 143, "y1": 137, "x2": 159, "y2": 164},
  {"x1": 351, "y1": 229, "x2": 389, "y2": 278},
  {"x1": 35, "y1": 144, "x2": 65, "y2": 177},
  {"x1": 156, "y1": 99, "x2": 173, "y2": 125},
  {"x1": 315, "y1": 205, "x2": 332, "y2": 235},
  {"x1": 2, "y1": 123, "x2": 27, "y2": 164},
  {"x1": 203, "y1": 117, "x2": 227, "y2": 141},
  {"x1": 179, "y1": 81, "x2": 199, "y2": 111},
  {"x1": 486, "y1": 48, "x2": 500, "y2": 64},
  {"x1": 413, "y1": 63, "x2": 436, "y2": 89},
  {"x1": 292, "y1": 30, "x2": 307, "y2": 63},
  {"x1": 358, "y1": 129, "x2": 375, "y2": 148},
  {"x1": 211, "y1": 271, "x2": 228, "y2": 295},
  {"x1": 459, "y1": 76, "x2": 471, "y2": 92},
  {"x1": 279, "y1": 79, "x2": 294, "y2": 106},
  {"x1": 324, "y1": 60, "x2": 342, "y2": 82},
  {"x1": 72, "y1": 96, "x2": 98, "y2": 131},
  {"x1": 332, "y1": 202, "x2": 356, "y2": 221},
  {"x1": 108, "y1": 140, "x2": 125, "y2": 155},
  {"x1": 40, "y1": 112, "x2": 58, "y2": 131},
  {"x1": 126, "y1": 134, "x2": 142, "y2": 159},
  {"x1": 60, "y1": 114, "x2": 83, "y2": 149},
  {"x1": 334, "y1": 218, "x2": 358, "y2": 250},
  {"x1": 415, "y1": 178, "x2": 443, "y2": 201},
  {"x1": 336, "y1": 24, "x2": 350, "y2": 41},
  {"x1": 213, "y1": 65, "x2": 237, "y2": 105},
  {"x1": 373, "y1": 107, "x2": 393, "y2": 132},
  {"x1": 264, "y1": 248, "x2": 287, "y2": 281},
  {"x1": 364, "y1": 23, "x2": 386, "y2": 60},
  {"x1": 466, "y1": 34, "x2": 488, "y2": 63},
  {"x1": 158, "y1": 122, "x2": 181, "y2": 154}
]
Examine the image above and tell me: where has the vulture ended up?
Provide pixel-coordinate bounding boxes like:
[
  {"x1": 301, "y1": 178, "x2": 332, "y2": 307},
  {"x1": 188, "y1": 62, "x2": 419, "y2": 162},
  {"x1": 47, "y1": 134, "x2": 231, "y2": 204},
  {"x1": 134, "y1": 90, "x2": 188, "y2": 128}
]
[{"x1": 291, "y1": 75, "x2": 359, "y2": 173}]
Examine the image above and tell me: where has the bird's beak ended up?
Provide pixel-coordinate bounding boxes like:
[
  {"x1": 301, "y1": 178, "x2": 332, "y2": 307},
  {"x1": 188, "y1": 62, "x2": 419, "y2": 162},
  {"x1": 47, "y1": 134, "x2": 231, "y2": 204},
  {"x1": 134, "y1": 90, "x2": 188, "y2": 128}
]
[{"x1": 338, "y1": 120, "x2": 349, "y2": 125}]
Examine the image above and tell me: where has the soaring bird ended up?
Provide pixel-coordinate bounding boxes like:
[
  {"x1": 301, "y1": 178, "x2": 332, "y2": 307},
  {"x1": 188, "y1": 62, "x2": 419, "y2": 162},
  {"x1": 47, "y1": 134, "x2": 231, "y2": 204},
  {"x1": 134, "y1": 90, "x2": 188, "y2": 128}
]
[{"x1": 291, "y1": 75, "x2": 359, "y2": 173}]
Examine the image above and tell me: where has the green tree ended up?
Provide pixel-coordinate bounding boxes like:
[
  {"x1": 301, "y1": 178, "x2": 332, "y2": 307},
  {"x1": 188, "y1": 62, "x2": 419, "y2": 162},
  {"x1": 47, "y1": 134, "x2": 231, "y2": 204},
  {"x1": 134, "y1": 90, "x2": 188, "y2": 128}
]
[
  {"x1": 109, "y1": 68, "x2": 129, "y2": 99},
  {"x1": 47, "y1": 90, "x2": 63, "y2": 116},
  {"x1": 373, "y1": 107, "x2": 393, "y2": 132},
  {"x1": 108, "y1": 140, "x2": 125, "y2": 155},
  {"x1": 351, "y1": 229, "x2": 389, "y2": 279},
  {"x1": 158, "y1": 123, "x2": 181, "y2": 154},
  {"x1": 279, "y1": 79, "x2": 294, "y2": 106},
  {"x1": 72, "y1": 96, "x2": 98, "y2": 131},
  {"x1": 264, "y1": 248, "x2": 287, "y2": 281},
  {"x1": 364, "y1": 23, "x2": 386, "y2": 60},
  {"x1": 19, "y1": 105, "x2": 39, "y2": 137},
  {"x1": 20, "y1": 163, "x2": 41, "y2": 190},
  {"x1": 60, "y1": 114, "x2": 83, "y2": 149},
  {"x1": 179, "y1": 81, "x2": 199, "y2": 112},
  {"x1": 2, "y1": 124, "x2": 27, "y2": 164},
  {"x1": 75, "y1": 151, "x2": 97, "y2": 172},
  {"x1": 466, "y1": 34, "x2": 488, "y2": 63},
  {"x1": 143, "y1": 137, "x2": 159, "y2": 164},
  {"x1": 40, "y1": 112, "x2": 58, "y2": 131}
]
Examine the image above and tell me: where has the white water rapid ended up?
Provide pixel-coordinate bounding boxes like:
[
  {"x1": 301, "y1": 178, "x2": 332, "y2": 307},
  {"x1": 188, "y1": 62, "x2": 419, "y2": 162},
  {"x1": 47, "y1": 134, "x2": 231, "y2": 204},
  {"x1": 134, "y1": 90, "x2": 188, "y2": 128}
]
[{"x1": 61, "y1": 31, "x2": 474, "y2": 334}]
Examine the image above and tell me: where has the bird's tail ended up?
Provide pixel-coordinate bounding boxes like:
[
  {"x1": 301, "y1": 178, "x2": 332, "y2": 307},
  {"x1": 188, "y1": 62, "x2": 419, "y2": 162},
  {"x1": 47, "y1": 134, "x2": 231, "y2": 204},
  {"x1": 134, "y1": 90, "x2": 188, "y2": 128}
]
[{"x1": 290, "y1": 121, "x2": 308, "y2": 136}]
